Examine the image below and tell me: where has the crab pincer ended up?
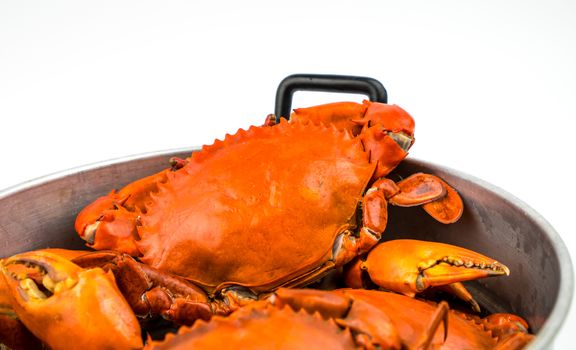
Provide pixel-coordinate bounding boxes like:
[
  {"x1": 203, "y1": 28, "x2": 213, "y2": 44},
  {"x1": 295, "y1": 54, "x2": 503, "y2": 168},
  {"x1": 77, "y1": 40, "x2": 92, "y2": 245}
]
[
  {"x1": 344, "y1": 239, "x2": 510, "y2": 311},
  {"x1": 0, "y1": 250, "x2": 143, "y2": 350}
]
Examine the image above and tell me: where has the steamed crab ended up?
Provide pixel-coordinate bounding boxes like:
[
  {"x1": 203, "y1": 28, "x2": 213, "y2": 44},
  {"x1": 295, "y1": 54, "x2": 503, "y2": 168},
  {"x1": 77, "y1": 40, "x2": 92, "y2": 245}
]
[
  {"x1": 70, "y1": 100, "x2": 509, "y2": 322},
  {"x1": 147, "y1": 288, "x2": 534, "y2": 350}
]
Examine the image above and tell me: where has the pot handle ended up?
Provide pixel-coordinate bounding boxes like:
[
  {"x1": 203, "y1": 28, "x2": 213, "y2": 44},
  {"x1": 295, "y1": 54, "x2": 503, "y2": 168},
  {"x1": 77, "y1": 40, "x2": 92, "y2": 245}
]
[{"x1": 274, "y1": 74, "x2": 387, "y2": 120}]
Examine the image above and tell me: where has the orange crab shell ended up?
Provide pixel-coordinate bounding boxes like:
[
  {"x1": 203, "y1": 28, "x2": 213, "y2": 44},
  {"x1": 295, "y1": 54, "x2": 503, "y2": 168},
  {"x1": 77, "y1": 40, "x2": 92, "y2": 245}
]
[
  {"x1": 136, "y1": 118, "x2": 376, "y2": 292},
  {"x1": 292, "y1": 100, "x2": 415, "y2": 136},
  {"x1": 338, "y1": 289, "x2": 534, "y2": 349},
  {"x1": 145, "y1": 302, "x2": 358, "y2": 350}
]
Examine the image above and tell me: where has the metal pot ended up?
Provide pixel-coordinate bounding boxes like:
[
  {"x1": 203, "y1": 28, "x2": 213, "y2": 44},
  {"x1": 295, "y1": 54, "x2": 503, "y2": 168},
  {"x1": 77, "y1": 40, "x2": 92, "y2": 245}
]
[{"x1": 0, "y1": 75, "x2": 572, "y2": 349}]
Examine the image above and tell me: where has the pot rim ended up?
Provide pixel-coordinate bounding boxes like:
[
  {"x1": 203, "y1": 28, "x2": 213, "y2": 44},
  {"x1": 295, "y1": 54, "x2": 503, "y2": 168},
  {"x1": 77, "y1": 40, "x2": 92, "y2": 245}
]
[{"x1": 1, "y1": 147, "x2": 573, "y2": 349}]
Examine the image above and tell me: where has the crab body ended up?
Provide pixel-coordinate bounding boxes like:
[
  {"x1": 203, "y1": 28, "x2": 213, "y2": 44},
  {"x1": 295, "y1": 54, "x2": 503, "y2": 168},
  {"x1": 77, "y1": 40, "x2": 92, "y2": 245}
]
[{"x1": 138, "y1": 120, "x2": 375, "y2": 292}]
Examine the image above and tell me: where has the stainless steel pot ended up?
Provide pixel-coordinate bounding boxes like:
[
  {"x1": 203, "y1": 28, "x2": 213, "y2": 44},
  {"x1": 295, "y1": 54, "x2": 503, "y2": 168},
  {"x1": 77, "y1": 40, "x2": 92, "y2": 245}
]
[
  {"x1": 0, "y1": 148, "x2": 572, "y2": 349},
  {"x1": 1, "y1": 74, "x2": 572, "y2": 348}
]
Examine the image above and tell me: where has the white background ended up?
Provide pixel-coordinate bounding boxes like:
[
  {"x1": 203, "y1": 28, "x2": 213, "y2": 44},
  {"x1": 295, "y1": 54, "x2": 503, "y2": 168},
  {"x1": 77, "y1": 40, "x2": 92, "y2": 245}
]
[{"x1": 1, "y1": 1, "x2": 575, "y2": 348}]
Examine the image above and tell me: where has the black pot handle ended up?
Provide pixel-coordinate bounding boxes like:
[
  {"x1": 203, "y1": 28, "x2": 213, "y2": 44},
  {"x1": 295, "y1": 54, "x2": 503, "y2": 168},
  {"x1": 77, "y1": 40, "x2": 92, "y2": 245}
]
[{"x1": 274, "y1": 74, "x2": 387, "y2": 120}]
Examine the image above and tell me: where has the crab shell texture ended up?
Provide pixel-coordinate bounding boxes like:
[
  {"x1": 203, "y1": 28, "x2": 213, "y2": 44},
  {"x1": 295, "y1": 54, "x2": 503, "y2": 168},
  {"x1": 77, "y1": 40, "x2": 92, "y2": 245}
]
[
  {"x1": 145, "y1": 302, "x2": 358, "y2": 350},
  {"x1": 123, "y1": 103, "x2": 414, "y2": 293}
]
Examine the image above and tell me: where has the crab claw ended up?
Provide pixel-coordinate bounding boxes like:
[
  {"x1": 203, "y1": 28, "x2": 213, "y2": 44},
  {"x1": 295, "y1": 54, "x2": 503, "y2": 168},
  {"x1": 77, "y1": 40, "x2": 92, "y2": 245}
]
[
  {"x1": 72, "y1": 250, "x2": 219, "y2": 325},
  {"x1": 387, "y1": 173, "x2": 464, "y2": 224},
  {"x1": 0, "y1": 250, "x2": 142, "y2": 350},
  {"x1": 344, "y1": 239, "x2": 509, "y2": 307}
]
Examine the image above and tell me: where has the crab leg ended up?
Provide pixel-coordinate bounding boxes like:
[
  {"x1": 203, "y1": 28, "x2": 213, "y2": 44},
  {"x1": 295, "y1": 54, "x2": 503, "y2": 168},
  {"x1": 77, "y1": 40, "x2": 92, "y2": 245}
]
[
  {"x1": 71, "y1": 250, "x2": 231, "y2": 325},
  {"x1": 344, "y1": 239, "x2": 510, "y2": 309},
  {"x1": 437, "y1": 282, "x2": 481, "y2": 313},
  {"x1": 335, "y1": 173, "x2": 461, "y2": 267},
  {"x1": 0, "y1": 250, "x2": 142, "y2": 350},
  {"x1": 347, "y1": 173, "x2": 446, "y2": 254},
  {"x1": 414, "y1": 301, "x2": 450, "y2": 350},
  {"x1": 331, "y1": 185, "x2": 386, "y2": 266}
]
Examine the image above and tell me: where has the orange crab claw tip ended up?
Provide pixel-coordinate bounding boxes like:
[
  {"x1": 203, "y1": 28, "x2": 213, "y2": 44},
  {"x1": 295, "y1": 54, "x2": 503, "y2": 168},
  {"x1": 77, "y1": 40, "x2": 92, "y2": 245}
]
[
  {"x1": 414, "y1": 240, "x2": 511, "y2": 290},
  {"x1": 418, "y1": 261, "x2": 509, "y2": 291}
]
